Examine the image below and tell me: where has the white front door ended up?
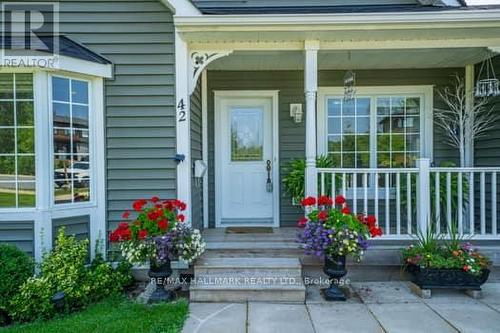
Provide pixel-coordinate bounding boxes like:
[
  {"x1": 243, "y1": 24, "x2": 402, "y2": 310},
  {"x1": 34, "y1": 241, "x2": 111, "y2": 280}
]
[{"x1": 215, "y1": 92, "x2": 278, "y2": 227}]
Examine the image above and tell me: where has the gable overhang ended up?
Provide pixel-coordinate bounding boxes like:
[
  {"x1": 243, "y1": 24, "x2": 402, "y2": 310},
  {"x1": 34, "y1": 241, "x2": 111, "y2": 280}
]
[{"x1": 174, "y1": 9, "x2": 500, "y2": 51}]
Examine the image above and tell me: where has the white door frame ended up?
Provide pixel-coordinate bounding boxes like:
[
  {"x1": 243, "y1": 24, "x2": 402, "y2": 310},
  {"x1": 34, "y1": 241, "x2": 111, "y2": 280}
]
[{"x1": 214, "y1": 90, "x2": 280, "y2": 228}]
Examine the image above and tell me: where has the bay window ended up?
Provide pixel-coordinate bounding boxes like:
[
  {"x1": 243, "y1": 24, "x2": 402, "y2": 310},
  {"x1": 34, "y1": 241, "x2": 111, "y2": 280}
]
[
  {"x1": 0, "y1": 73, "x2": 35, "y2": 208},
  {"x1": 52, "y1": 76, "x2": 91, "y2": 204}
]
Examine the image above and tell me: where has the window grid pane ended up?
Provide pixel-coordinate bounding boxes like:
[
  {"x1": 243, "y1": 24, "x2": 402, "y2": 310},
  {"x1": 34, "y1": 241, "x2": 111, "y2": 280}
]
[
  {"x1": 327, "y1": 98, "x2": 371, "y2": 168},
  {"x1": 0, "y1": 74, "x2": 35, "y2": 208},
  {"x1": 52, "y1": 77, "x2": 90, "y2": 205},
  {"x1": 376, "y1": 96, "x2": 421, "y2": 168}
]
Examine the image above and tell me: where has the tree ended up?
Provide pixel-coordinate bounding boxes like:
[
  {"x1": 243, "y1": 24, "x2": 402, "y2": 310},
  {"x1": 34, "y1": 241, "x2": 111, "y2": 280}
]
[{"x1": 434, "y1": 74, "x2": 499, "y2": 167}]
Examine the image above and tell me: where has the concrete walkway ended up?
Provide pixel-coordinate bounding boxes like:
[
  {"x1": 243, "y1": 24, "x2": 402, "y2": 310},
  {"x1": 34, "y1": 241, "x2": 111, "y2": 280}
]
[{"x1": 182, "y1": 282, "x2": 500, "y2": 333}]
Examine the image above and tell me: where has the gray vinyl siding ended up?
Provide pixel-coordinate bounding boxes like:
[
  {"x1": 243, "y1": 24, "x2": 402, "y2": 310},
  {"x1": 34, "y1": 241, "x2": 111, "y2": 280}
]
[
  {"x1": 207, "y1": 68, "x2": 463, "y2": 227},
  {"x1": 191, "y1": 80, "x2": 204, "y2": 229},
  {"x1": 52, "y1": 215, "x2": 90, "y2": 242},
  {"x1": 474, "y1": 55, "x2": 500, "y2": 234},
  {"x1": 52, "y1": 0, "x2": 176, "y2": 235},
  {"x1": 0, "y1": 220, "x2": 34, "y2": 256}
]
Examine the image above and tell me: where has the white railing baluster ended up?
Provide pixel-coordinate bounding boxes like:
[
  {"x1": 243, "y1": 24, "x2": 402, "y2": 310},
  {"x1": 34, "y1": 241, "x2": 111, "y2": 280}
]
[
  {"x1": 321, "y1": 172, "x2": 325, "y2": 196},
  {"x1": 385, "y1": 173, "x2": 390, "y2": 235},
  {"x1": 342, "y1": 173, "x2": 346, "y2": 198},
  {"x1": 469, "y1": 172, "x2": 474, "y2": 235},
  {"x1": 407, "y1": 173, "x2": 412, "y2": 235},
  {"x1": 492, "y1": 172, "x2": 497, "y2": 236},
  {"x1": 446, "y1": 172, "x2": 452, "y2": 232},
  {"x1": 481, "y1": 172, "x2": 486, "y2": 235},
  {"x1": 315, "y1": 166, "x2": 500, "y2": 239},
  {"x1": 374, "y1": 172, "x2": 379, "y2": 224},
  {"x1": 363, "y1": 173, "x2": 368, "y2": 214},
  {"x1": 396, "y1": 172, "x2": 401, "y2": 235},
  {"x1": 458, "y1": 172, "x2": 463, "y2": 235},
  {"x1": 435, "y1": 171, "x2": 440, "y2": 233},
  {"x1": 353, "y1": 173, "x2": 357, "y2": 214},
  {"x1": 332, "y1": 172, "x2": 336, "y2": 197}
]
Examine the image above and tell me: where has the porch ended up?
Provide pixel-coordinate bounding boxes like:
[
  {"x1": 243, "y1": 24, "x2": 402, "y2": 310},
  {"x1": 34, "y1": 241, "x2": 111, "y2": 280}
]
[{"x1": 173, "y1": 14, "x2": 500, "y2": 244}]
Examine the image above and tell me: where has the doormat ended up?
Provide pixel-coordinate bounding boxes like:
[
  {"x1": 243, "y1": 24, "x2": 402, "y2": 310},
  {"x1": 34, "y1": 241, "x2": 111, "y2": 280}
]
[{"x1": 225, "y1": 227, "x2": 273, "y2": 234}]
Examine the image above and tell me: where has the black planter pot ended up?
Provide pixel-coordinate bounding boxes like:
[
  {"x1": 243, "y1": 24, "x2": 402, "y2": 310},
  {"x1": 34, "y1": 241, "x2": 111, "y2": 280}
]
[
  {"x1": 323, "y1": 256, "x2": 347, "y2": 301},
  {"x1": 406, "y1": 264, "x2": 490, "y2": 290},
  {"x1": 148, "y1": 259, "x2": 174, "y2": 303}
]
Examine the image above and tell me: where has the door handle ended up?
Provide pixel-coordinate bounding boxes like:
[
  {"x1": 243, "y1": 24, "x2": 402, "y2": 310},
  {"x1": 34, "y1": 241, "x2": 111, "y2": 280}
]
[{"x1": 266, "y1": 160, "x2": 273, "y2": 192}]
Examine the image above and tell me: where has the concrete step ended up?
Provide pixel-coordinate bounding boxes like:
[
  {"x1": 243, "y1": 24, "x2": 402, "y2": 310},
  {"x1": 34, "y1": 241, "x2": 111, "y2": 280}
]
[
  {"x1": 191, "y1": 257, "x2": 306, "y2": 303},
  {"x1": 190, "y1": 284, "x2": 306, "y2": 303}
]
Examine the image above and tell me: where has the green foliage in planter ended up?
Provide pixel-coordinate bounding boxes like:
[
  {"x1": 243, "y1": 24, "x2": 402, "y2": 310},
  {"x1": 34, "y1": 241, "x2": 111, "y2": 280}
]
[
  {"x1": 282, "y1": 155, "x2": 334, "y2": 203},
  {"x1": 402, "y1": 224, "x2": 491, "y2": 276},
  {"x1": 9, "y1": 228, "x2": 133, "y2": 324},
  {"x1": 0, "y1": 244, "x2": 34, "y2": 325}
]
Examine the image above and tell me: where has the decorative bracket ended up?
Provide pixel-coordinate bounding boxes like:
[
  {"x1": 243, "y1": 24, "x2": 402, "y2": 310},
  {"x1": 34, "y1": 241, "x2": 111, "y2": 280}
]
[
  {"x1": 488, "y1": 47, "x2": 500, "y2": 55},
  {"x1": 189, "y1": 50, "x2": 233, "y2": 94}
]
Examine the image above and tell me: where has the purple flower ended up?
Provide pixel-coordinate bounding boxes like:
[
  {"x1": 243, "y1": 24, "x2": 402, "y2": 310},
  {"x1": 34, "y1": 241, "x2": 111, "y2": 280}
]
[{"x1": 297, "y1": 222, "x2": 333, "y2": 258}]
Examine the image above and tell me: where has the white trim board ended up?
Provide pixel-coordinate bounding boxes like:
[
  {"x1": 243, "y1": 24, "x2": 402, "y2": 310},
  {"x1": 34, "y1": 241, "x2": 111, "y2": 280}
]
[
  {"x1": 213, "y1": 90, "x2": 280, "y2": 228},
  {"x1": 317, "y1": 86, "x2": 434, "y2": 164}
]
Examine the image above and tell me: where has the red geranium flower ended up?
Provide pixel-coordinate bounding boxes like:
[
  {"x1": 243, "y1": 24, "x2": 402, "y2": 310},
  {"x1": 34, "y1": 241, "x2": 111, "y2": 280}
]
[
  {"x1": 318, "y1": 210, "x2": 329, "y2": 221},
  {"x1": 301, "y1": 196, "x2": 316, "y2": 207},
  {"x1": 138, "y1": 229, "x2": 148, "y2": 240},
  {"x1": 119, "y1": 228, "x2": 132, "y2": 241},
  {"x1": 341, "y1": 207, "x2": 351, "y2": 215},
  {"x1": 297, "y1": 217, "x2": 308, "y2": 228},
  {"x1": 122, "y1": 211, "x2": 130, "y2": 219},
  {"x1": 177, "y1": 201, "x2": 187, "y2": 211},
  {"x1": 335, "y1": 195, "x2": 346, "y2": 205},
  {"x1": 118, "y1": 222, "x2": 129, "y2": 230},
  {"x1": 151, "y1": 196, "x2": 160, "y2": 203},
  {"x1": 366, "y1": 215, "x2": 377, "y2": 228},
  {"x1": 147, "y1": 211, "x2": 159, "y2": 221},
  {"x1": 178, "y1": 214, "x2": 185, "y2": 222},
  {"x1": 158, "y1": 219, "x2": 168, "y2": 230},
  {"x1": 109, "y1": 231, "x2": 119, "y2": 242},
  {"x1": 133, "y1": 199, "x2": 147, "y2": 212},
  {"x1": 369, "y1": 226, "x2": 383, "y2": 238},
  {"x1": 317, "y1": 195, "x2": 333, "y2": 206}
]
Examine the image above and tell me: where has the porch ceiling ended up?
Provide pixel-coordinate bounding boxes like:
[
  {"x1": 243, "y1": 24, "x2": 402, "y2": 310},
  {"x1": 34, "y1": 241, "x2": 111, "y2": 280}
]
[{"x1": 207, "y1": 48, "x2": 487, "y2": 71}]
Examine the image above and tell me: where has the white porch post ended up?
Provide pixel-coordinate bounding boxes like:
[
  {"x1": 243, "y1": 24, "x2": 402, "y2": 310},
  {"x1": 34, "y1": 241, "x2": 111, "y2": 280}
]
[
  {"x1": 464, "y1": 64, "x2": 475, "y2": 167},
  {"x1": 304, "y1": 40, "x2": 319, "y2": 199},
  {"x1": 416, "y1": 158, "x2": 431, "y2": 235},
  {"x1": 175, "y1": 30, "x2": 192, "y2": 224}
]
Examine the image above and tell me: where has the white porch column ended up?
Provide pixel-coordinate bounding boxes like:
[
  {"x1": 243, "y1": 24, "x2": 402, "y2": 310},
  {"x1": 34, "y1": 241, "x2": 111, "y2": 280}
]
[
  {"x1": 464, "y1": 64, "x2": 475, "y2": 167},
  {"x1": 416, "y1": 158, "x2": 431, "y2": 235},
  {"x1": 175, "y1": 30, "x2": 192, "y2": 224},
  {"x1": 304, "y1": 40, "x2": 319, "y2": 199}
]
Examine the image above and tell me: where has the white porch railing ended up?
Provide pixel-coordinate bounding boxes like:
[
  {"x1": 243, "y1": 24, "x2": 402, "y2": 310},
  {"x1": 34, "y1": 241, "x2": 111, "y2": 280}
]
[{"x1": 317, "y1": 161, "x2": 500, "y2": 240}]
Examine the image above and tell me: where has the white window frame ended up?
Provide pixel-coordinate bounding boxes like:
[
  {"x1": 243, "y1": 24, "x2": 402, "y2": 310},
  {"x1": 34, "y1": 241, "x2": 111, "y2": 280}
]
[
  {"x1": 0, "y1": 65, "x2": 108, "y2": 262},
  {"x1": 317, "y1": 86, "x2": 434, "y2": 164},
  {"x1": 49, "y1": 74, "x2": 95, "y2": 209}
]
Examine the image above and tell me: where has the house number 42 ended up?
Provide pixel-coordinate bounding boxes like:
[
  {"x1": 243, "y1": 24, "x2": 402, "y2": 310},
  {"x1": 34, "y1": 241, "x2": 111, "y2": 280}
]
[{"x1": 177, "y1": 98, "x2": 187, "y2": 122}]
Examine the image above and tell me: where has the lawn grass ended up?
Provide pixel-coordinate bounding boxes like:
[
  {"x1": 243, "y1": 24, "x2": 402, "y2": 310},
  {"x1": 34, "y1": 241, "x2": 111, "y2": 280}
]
[
  {"x1": 0, "y1": 192, "x2": 35, "y2": 207},
  {"x1": 1, "y1": 296, "x2": 189, "y2": 333}
]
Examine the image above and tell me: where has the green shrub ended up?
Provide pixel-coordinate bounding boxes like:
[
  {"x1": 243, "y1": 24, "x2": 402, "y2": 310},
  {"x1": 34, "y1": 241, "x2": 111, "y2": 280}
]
[
  {"x1": 9, "y1": 276, "x2": 56, "y2": 323},
  {"x1": 0, "y1": 244, "x2": 34, "y2": 325},
  {"x1": 8, "y1": 228, "x2": 133, "y2": 324}
]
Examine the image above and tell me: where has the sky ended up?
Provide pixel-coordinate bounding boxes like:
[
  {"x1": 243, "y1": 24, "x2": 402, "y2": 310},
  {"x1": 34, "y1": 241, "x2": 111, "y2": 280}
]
[{"x1": 466, "y1": 0, "x2": 500, "y2": 4}]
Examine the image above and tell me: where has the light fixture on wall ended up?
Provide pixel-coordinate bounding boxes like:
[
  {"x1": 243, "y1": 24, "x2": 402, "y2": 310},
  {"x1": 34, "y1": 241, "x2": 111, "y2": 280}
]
[
  {"x1": 475, "y1": 51, "x2": 500, "y2": 97},
  {"x1": 290, "y1": 103, "x2": 303, "y2": 123}
]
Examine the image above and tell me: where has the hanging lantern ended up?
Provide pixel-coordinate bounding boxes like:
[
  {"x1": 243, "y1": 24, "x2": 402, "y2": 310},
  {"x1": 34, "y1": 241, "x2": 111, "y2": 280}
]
[
  {"x1": 343, "y1": 70, "x2": 356, "y2": 101},
  {"x1": 475, "y1": 53, "x2": 500, "y2": 98}
]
